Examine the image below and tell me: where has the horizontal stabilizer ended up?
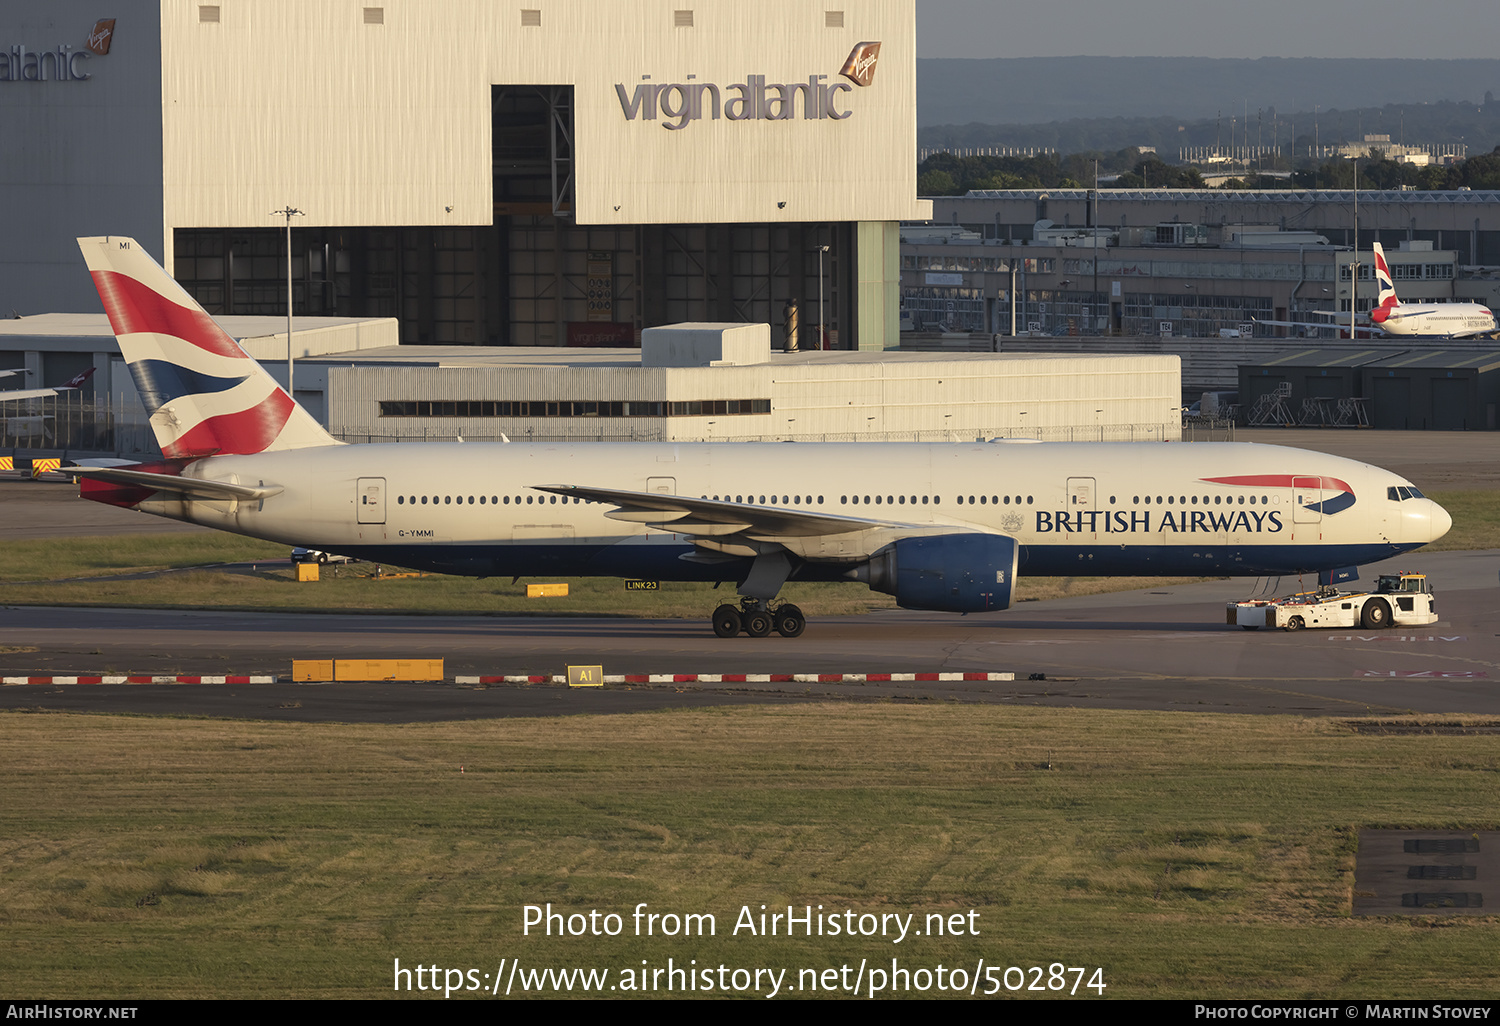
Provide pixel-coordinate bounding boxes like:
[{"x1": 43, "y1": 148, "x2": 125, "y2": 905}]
[{"x1": 69, "y1": 466, "x2": 283, "y2": 501}]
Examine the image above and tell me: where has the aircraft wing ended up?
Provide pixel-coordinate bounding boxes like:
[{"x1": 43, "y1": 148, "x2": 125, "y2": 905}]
[
  {"x1": 0, "y1": 388, "x2": 59, "y2": 401},
  {"x1": 1251, "y1": 315, "x2": 1375, "y2": 335},
  {"x1": 68, "y1": 466, "x2": 284, "y2": 501},
  {"x1": 532, "y1": 483, "x2": 982, "y2": 562}
]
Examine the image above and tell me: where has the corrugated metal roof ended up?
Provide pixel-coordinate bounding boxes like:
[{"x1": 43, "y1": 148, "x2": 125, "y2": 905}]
[
  {"x1": 1243, "y1": 348, "x2": 1407, "y2": 369},
  {"x1": 1365, "y1": 350, "x2": 1500, "y2": 371}
]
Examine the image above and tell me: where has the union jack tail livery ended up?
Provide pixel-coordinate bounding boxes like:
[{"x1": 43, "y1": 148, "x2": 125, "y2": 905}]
[
  {"x1": 77, "y1": 236, "x2": 338, "y2": 461},
  {"x1": 1370, "y1": 242, "x2": 1400, "y2": 323}
]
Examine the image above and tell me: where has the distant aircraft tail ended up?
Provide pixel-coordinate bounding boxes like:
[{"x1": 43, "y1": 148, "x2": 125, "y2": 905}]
[
  {"x1": 77, "y1": 236, "x2": 339, "y2": 461},
  {"x1": 57, "y1": 367, "x2": 97, "y2": 390},
  {"x1": 1371, "y1": 241, "x2": 1400, "y2": 323}
]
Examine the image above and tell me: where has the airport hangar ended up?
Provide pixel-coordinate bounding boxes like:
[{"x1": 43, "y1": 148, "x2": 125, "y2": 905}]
[{"x1": 3, "y1": 0, "x2": 929, "y2": 352}]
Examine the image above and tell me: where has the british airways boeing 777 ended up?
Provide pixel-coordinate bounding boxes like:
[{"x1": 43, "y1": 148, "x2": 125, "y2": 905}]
[{"x1": 73, "y1": 236, "x2": 1450, "y2": 637}]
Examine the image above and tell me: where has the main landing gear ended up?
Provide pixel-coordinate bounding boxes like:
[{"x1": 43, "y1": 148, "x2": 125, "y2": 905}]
[{"x1": 711, "y1": 598, "x2": 806, "y2": 639}]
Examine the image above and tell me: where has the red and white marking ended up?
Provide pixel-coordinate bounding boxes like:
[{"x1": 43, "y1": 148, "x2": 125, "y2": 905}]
[
  {"x1": 454, "y1": 671, "x2": 1017, "y2": 685},
  {"x1": 4, "y1": 672, "x2": 1016, "y2": 685},
  {"x1": 3, "y1": 675, "x2": 276, "y2": 685}
]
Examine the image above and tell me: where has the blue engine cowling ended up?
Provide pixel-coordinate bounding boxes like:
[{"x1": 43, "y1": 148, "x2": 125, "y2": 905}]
[{"x1": 857, "y1": 533, "x2": 1018, "y2": 612}]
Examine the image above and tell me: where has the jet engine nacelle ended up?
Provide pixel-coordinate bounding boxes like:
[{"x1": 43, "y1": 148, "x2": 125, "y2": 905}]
[{"x1": 854, "y1": 533, "x2": 1018, "y2": 612}]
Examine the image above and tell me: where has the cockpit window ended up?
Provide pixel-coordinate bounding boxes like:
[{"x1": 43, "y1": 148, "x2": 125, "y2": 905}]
[{"x1": 1387, "y1": 486, "x2": 1425, "y2": 501}]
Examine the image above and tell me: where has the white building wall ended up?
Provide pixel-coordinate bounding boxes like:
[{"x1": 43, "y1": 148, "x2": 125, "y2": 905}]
[
  {"x1": 157, "y1": 0, "x2": 920, "y2": 233},
  {"x1": 328, "y1": 352, "x2": 1181, "y2": 443}
]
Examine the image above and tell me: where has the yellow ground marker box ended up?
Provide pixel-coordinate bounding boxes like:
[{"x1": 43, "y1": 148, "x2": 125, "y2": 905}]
[
  {"x1": 295, "y1": 563, "x2": 320, "y2": 582},
  {"x1": 31, "y1": 458, "x2": 60, "y2": 478},
  {"x1": 292, "y1": 659, "x2": 444, "y2": 682},
  {"x1": 292, "y1": 660, "x2": 335, "y2": 682},
  {"x1": 527, "y1": 583, "x2": 569, "y2": 597},
  {"x1": 0, "y1": 456, "x2": 12, "y2": 471}
]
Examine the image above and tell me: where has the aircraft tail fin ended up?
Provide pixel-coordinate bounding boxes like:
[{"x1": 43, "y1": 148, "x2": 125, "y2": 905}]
[
  {"x1": 77, "y1": 236, "x2": 339, "y2": 460},
  {"x1": 58, "y1": 367, "x2": 96, "y2": 390},
  {"x1": 1371, "y1": 241, "x2": 1400, "y2": 323}
]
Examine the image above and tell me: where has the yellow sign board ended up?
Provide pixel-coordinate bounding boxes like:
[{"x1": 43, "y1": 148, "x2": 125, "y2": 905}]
[
  {"x1": 0, "y1": 456, "x2": 12, "y2": 471},
  {"x1": 624, "y1": 580, "x2": 659, "y2": 591},
  {"x1": 31, "y1": 458, "x2": 61, "y2": 478},
  {"x1": 568, "y1": 665, "x2": 604, "y2": 687},
  {"x1": 527, "y1": 583, "x2": 569, "y2": 597}
]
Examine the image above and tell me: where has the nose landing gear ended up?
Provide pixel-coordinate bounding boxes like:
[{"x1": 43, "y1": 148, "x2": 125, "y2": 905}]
[{"x1": 710, "y1": 599, "x2": 806, "y2": 638}]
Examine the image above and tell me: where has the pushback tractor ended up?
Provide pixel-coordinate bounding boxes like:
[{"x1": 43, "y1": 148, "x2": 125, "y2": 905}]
[{"x1": 1229, "y1": 572, "x2": 1437, "y2": 632}]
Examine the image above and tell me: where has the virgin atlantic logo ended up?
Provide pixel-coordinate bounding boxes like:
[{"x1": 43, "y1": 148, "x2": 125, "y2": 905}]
[{"x1": 839, "y1": 42, "x2": 880, "y2": 87}]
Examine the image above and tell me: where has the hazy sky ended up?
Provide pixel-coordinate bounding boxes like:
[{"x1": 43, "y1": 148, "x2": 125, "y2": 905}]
[{"x1": 917, "y1": 0, "x2": 1500, "y2": 60}]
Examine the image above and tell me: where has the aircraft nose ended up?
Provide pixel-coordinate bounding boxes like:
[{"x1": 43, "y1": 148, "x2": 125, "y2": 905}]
[{"x1": 1428, "y1": 498, "x2": 1452, "y2": 544}]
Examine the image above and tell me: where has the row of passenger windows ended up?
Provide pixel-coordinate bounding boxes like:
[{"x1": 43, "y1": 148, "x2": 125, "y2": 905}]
[
  {"x1": 392, "y1": 492, "x2": 1326, "y2": 510},
  {"x1": 397, "y1": 494, "x2": 586, "y2": 506},
  {"x1": 1116, "y1": 494, "x2": 1277, "y2": 506},
  {"x1": 394, "y1": 492, "x2": 1041, "y2": 509},
  {"x1": 379, "y1": 399, "x2": 771, "y2": 419},
  {"x1": 702, "y1": 494, "x2": 1038, "y2": 507}
]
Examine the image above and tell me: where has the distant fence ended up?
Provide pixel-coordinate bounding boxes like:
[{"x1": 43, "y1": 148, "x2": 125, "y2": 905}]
[{"x1": 0, "y1": 394, "x2": 156, "y2": 458}]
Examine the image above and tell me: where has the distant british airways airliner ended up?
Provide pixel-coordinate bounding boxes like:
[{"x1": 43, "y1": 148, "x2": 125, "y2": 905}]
[{"x1": 74, "y1": 236, "x2": 1450, "y2": 638}]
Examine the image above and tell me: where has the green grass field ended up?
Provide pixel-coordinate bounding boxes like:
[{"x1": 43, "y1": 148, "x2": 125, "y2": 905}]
[{"x1": 2, "y1": 706, "x2": 1496, "y2": 999}]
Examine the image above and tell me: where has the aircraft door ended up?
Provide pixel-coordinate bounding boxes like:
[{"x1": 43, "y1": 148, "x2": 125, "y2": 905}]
[
  {"x1": 357, "y1": 477, "x2": 386, "y2": 525},
  {"x1": 1066, "y1": 476, "x2": 1098, "y2": 540},
  {"x1": 1292, "y1": 477, "x2": 1321, "y2": 525}
]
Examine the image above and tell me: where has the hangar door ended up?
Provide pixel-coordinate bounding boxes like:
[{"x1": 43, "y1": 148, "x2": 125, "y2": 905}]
[{"x1": 1431, "y1": 378, "x2": 1469, "y2": 430}]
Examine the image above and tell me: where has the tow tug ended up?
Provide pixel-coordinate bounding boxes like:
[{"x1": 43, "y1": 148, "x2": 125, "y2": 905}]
[{"x1": 1229, "y1": 572, "x2": 1437, "y2": 632}]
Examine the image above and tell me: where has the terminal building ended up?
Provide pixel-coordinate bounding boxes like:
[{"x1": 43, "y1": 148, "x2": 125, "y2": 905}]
[{"x1": 910, "y1": 189, "x2": 1500, "y2": 338}]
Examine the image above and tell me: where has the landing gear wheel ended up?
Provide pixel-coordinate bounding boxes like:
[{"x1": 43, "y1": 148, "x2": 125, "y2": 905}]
[
  {"x1": 1284, "y1": 616, "x2": 1304, "y2": 632},
  {"x1": 774, "y1": 604, "x2": 806, "y2": 638},
  {"x1": 1361, "y1": 599, "x2": 1391, "y2": 630},
  {"x1": 712, "y1": 604, "x2": 742, "y2": 638},
  {"x1": 744, "y1": 610, "x2": 774, "y2": 638}
]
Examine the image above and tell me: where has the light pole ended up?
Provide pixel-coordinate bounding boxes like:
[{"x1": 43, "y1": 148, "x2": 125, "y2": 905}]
[
  {"x1": 272, "y1": 206, "x2": 304, "y2": 395},
  {"x1": 1350, "y1": 159, "x2": 1359, "y2": 342},
  {"x1": 817, "y1": 243, "x2": 830, "y2": 349}
]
